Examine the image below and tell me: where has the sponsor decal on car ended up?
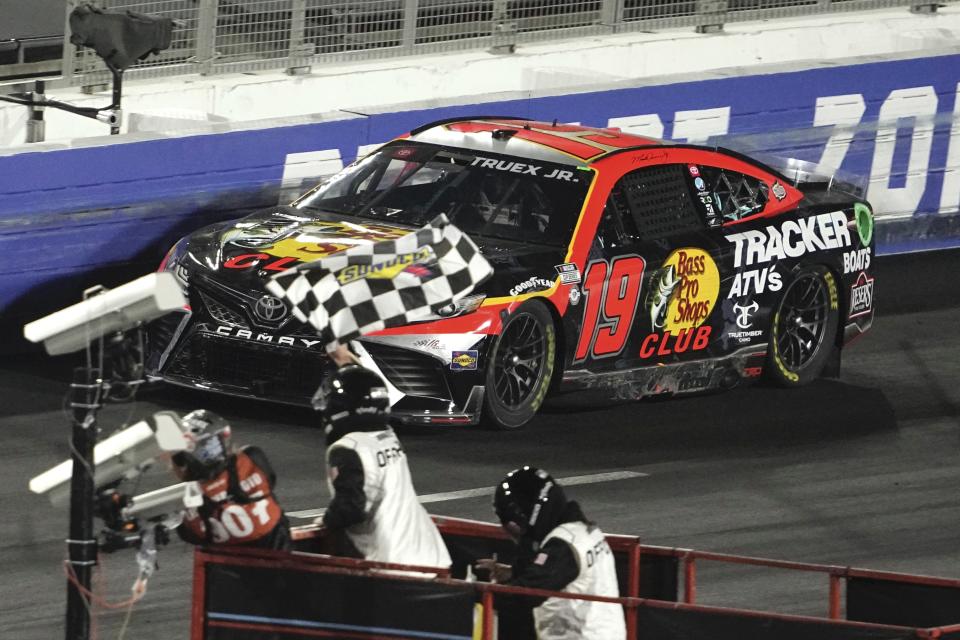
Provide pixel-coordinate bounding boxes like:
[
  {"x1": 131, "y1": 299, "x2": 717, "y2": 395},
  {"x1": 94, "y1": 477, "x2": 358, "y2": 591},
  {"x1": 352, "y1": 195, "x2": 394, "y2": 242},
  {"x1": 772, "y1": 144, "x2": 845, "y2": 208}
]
[
  {"x1": 688, "y1": 165, "x2": 700, "y2": 177},
  {"x1": 854, "y1": 202, "x2": 874, "y2": 247},
  {"x1": 726, "y1": 300, "x2": 764, "y2": 343},
  {"x1": 725, "y1": 211, "x2": 851, "y2": 268},
  {"x1": 639, "y1": 326, "x2": 712, "y2": 358},
  {"x1": 694, "y1": 177, "x2": 706, "y2": 191},
  {"x1": 659, "y1": 248, "x2": 720, "y2": 333},
  {"x1": 509, "y1": 277, "x2": 554, "y2": 297},
  {"x1": 335, "y1": 247, "x2": 434, "y2": 284},
  {"x1": 727, "y1": 265, "x2": 782, "y2": 299},
  {"x1": 772, "y1": 181, "x2": 787, "y2": 201},
  {"x1": 555, "y1": 263, "x2": 581, "y2": 284},
  {"x1": 450, "y1": 350, "x2": 479, "y2": 371},
  {"x1": 843, "y1": 247, "x2": 871, "y2": 275},
  {"x1": 640, "y1": 248, "x2": 718, "y2": 359},
  {"x1": 214, "y1": 325, "x2": 322, "y2": 348},
  {"x1": 849, "y1": 272, "x2": 874, "y2": 318}
]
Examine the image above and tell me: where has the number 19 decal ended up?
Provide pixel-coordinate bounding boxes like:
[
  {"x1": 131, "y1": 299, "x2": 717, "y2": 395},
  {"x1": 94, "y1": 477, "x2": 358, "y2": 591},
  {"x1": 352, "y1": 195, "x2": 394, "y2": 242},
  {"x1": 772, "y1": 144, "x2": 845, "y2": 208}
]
[{"x1": 574, "y1": 255, "x2": 646, "y2": 362}]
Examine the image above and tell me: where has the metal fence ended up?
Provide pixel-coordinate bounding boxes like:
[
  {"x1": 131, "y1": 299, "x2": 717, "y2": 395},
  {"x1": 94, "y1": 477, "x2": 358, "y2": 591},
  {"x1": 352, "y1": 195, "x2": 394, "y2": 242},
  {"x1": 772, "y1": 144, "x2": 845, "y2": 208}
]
[{"x1": 50, "y1": 0, "x2": 953, "y2": 88}]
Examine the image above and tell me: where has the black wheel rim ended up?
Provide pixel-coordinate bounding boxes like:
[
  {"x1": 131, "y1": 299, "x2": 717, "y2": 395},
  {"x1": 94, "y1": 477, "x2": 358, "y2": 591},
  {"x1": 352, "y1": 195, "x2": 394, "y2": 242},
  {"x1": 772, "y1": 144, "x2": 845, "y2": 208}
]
[
  {"x1": 776, "y1": 273, "x2": 829, "y2": 371},
  {"x1": 493, "y1": 313, "x2": 546, "y2": 409}
]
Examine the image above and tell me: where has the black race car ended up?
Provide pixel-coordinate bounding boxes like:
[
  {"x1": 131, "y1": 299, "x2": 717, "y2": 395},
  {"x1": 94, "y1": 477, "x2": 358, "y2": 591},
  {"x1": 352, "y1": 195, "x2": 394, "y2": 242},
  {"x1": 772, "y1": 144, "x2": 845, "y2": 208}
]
[{"x1": 146, "y1": 117, "x2": 875, "y2": 429}]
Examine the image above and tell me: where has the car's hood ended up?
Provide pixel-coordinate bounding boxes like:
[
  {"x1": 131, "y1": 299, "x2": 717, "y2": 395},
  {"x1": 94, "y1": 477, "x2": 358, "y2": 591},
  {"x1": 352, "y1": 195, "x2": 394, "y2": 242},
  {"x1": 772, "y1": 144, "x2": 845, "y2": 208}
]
[{"x1": 180, "y1": 206, "x2": 569, "y2": 299}]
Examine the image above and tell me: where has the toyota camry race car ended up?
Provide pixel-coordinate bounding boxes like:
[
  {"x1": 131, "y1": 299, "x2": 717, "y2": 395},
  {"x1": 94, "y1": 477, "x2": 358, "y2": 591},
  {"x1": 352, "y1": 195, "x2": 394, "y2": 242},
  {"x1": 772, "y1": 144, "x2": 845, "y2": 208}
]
[{"x1": 146, "y1": 117, "x2": 875, "y2": 429}]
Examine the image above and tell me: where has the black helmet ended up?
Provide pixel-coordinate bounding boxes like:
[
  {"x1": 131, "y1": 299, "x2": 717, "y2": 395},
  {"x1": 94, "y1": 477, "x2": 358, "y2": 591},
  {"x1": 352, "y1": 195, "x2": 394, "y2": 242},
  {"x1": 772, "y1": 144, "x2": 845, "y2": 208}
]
[
  {"x1": 172, "y1": 409, "x2": 232, "y2": 480},
  {"x1": 313, "y1": 365, "x2": 390, "y2": 435},
  {"x1": 493, "y1": 466, "x2": 567, "y2": 541}
]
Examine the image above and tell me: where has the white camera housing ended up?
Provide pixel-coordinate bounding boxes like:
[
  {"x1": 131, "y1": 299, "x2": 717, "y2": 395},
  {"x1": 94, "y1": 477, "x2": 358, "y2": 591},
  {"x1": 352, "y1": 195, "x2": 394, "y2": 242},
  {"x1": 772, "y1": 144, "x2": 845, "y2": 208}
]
[
  {"x1": 122, "y1": 481, "x2": 203, "y2": 522},
  {"x1": 29, "y1": 410, "x2": 188, "y2": 507},
  {"x1": 22, "y1": 272, "x2": 186, "y2": 356}
]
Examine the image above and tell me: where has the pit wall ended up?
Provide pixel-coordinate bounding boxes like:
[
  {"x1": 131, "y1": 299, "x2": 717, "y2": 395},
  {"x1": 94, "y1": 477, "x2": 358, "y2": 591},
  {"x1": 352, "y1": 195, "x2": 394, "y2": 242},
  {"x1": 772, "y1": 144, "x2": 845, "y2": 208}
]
[{"x1": 1, "y1": 49, "x2": 959, "y2": 327}]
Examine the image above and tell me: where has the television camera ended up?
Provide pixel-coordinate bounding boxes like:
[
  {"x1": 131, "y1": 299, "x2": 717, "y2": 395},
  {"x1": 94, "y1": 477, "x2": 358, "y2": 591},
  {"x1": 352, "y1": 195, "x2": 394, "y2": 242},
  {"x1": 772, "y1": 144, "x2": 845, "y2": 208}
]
[{"x1": 29, "y1": 409, "x2": 204, "y2": 551}]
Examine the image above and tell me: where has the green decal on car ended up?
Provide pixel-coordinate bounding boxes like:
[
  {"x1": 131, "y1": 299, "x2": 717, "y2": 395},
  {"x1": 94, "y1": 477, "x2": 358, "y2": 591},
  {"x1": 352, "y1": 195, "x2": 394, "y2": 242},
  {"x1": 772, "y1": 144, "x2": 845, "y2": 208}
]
[{"x1": 854, "y1": 203, "x2": 873, "y2": 247}]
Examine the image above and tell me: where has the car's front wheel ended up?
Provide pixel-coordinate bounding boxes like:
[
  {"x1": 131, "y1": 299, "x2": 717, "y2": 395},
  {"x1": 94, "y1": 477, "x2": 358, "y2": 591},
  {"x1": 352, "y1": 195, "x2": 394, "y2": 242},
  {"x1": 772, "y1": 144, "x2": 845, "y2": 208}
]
[
  {"x1": 766, "y1": 265, "x2": 840, "y2": 386},
  {"x1": 482, "y1": 301, "x2": 557, "y2": 430}
]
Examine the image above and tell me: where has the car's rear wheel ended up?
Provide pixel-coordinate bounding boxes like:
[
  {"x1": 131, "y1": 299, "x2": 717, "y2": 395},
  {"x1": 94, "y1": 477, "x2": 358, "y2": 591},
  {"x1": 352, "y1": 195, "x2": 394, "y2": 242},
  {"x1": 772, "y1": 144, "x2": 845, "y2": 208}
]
[
  {"x1": 482, "y1": 301, "x2": 557, "y2": 430},
  {"x1": 766, "y1": 265, "x2": 840, "y2": 387}
]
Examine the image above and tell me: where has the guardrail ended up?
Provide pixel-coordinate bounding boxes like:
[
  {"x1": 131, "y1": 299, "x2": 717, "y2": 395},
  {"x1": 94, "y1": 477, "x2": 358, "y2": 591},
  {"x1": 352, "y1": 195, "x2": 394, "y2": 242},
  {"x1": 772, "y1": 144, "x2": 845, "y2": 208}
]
[
  {"x1": 188, "y1": 516, "x2": 960, "y2": 639},
  {"x1": 1, "y1": 0, "x2": 950, "y2": 88}
]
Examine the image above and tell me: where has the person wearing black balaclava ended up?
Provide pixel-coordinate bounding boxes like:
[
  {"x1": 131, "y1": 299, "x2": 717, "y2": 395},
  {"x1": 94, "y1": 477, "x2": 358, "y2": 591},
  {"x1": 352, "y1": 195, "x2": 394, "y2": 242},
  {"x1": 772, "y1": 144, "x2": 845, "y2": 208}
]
[
  {"x1": 312, "y1": 364, "x2": 450, "y2": 570},
  {"x1": 478, "y1": 466, "x2": 625, "y2": 640}
]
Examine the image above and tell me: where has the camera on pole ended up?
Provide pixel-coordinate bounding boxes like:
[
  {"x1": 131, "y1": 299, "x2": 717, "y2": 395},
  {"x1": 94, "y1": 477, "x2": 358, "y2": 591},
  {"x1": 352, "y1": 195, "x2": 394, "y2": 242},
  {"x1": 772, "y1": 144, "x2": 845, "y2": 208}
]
[
  {"x1": 0, "y1": 3, "x2": 174, "y2": 138},
  {"x1": 22, "y1": 273, "x2": 187, "y2": 640},
  {"x1": 68, "y1": 4, "x2": 173, "y2": 73}
]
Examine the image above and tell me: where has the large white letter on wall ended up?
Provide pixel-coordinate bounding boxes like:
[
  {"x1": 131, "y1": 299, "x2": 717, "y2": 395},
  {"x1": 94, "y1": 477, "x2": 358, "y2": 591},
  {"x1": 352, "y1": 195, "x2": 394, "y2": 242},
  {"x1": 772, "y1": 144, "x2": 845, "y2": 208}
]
[
  {"x1": 671, "y1": 107, "x2": 730, "y2": 144},
  {"x1": 939, "y1": 83, "x2": 960, "y2": 215},
  {"x1": 607, "y1": 114, "x2": 664, "y2": 139},
  {"x1": 869, "y1": 86, "x2": 937, "y2": 217},
  {"x1": 813, "y1": 94, "x2": 866, "y2": 174}
]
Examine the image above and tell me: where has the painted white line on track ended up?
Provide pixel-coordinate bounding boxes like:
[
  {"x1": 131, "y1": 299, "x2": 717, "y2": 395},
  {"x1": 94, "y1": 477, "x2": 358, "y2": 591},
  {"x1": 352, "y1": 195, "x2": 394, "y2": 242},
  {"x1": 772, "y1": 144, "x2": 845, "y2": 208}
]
[{"x1": 287, "y1": 470, "x2": 647, "y2": 519}]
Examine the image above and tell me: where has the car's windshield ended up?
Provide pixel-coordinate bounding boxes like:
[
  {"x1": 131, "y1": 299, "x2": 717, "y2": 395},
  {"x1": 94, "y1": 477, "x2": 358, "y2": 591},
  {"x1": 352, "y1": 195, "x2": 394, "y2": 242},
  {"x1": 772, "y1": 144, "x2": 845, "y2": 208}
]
[{"x1": 293, "y1": 142, "x2": 593, "y2": 247}]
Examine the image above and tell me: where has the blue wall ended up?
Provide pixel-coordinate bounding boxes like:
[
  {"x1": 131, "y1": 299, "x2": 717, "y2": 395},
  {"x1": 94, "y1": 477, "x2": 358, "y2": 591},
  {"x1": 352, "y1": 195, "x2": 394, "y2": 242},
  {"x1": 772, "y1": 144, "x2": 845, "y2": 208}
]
[{"x1": 2, "y1": 53, "x2": 959, "y2": 322}]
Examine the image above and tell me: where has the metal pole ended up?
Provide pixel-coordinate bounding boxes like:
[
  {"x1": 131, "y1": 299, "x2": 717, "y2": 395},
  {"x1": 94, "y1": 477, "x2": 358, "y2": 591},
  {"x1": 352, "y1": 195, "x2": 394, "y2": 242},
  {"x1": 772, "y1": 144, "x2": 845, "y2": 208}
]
[
  {"x1": 110, "y1": 68, "x2": 122, "y2": 135},
  {"x1": 64, "y1": 366, "x2": 102, "y2": 640},
  {"x1": 196, "y1": 0, "x2": 218, "y2": 76},
  {"x1": 26, "y1": 80, "x2": 46, "y2": 143},
  {"x1": 401, "y1": 0, "x2": 420, "y2": 53},
  {"x1": 286, "y1": 0, "x2": 312, "y2": 75}
]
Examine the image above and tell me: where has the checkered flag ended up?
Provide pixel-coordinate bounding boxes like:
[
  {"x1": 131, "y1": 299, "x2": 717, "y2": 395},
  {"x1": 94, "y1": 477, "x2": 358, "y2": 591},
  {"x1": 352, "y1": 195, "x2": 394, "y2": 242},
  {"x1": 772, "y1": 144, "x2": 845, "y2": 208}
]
[{"x1": 265, "y1": 215, "x2": 493, "y2": 351}]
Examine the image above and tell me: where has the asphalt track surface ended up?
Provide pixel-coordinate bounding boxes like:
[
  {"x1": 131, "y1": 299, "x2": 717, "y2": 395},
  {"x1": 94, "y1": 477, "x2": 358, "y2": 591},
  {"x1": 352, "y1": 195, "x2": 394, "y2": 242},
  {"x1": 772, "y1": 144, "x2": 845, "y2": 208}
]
[{"x1": 2, "y1": 249, "x2": 959, "y2": 639}]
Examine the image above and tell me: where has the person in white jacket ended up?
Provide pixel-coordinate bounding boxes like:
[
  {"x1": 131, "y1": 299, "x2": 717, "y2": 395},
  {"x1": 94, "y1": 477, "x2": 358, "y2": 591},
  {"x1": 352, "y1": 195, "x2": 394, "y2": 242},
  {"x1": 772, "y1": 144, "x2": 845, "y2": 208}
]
[
  {"x1": 313, "y1": 364, "x2": 450, "y2": 571},
  {"x1": 479, "y1": 466, "x2": 626, "y2": 640}
]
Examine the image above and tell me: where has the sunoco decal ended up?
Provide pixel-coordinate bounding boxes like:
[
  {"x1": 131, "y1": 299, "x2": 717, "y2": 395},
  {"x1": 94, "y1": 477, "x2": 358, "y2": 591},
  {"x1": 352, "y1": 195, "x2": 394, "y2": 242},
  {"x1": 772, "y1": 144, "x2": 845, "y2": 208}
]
[
  {"x1": 849, "y1": 272, "x2": 874, "y2": 318},
  {"x1": 335, "y1": 247, "x2": 434, "y2": 284},
  {"x1": 725, "y1": 211, "x2": 851, "y2": 268},
  {"x1": 450, "y1": 350, "x2": 479, "y2": 371}
]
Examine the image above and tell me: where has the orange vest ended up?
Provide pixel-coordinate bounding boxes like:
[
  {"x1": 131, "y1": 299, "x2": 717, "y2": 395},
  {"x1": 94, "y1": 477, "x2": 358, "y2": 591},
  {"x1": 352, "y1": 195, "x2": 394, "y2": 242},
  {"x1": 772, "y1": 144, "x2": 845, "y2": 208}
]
[{"x1": 181, "y1": 451, "x2": 283, "y2": 545}]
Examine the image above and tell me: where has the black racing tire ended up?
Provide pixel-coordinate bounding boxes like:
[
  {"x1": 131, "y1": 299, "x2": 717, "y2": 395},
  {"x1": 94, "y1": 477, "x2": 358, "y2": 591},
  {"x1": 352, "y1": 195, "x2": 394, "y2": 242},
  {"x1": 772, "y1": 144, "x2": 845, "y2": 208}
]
[
  {"x1": 766, "y1": 265, "x2": 840, "y2": 387},
  {"x1": 482, "y1": 301, "x2": 557, "y2": 430}
]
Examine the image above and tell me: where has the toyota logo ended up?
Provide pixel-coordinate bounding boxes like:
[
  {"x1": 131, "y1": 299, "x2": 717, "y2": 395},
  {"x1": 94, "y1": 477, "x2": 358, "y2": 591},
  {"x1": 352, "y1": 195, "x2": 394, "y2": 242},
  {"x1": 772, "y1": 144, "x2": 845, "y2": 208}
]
[{"x1": 253, "y1": 295, "x2": 287, "y2": 322}]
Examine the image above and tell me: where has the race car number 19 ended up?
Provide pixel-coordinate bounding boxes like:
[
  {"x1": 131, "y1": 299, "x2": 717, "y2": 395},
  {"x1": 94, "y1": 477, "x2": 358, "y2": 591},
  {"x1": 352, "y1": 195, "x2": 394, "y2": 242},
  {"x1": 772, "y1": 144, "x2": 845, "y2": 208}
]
[{"x1": 574, "y1": 256, "x2": 646, "y2": 362}]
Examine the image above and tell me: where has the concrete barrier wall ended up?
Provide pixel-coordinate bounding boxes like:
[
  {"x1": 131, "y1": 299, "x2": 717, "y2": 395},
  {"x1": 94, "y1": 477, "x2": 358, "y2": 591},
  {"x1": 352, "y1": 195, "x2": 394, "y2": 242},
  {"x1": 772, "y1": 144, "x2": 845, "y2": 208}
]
[{"x1": 2, "y1": 51, "x2": 959, "y2": 326}]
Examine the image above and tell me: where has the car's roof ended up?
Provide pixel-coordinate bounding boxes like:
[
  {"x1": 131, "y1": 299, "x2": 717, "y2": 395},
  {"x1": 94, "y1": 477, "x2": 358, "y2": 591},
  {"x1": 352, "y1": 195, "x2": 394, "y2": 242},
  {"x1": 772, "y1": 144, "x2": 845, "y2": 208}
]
[{"x1": 406, "y1": 116, "x2": 669, "y2": 167}]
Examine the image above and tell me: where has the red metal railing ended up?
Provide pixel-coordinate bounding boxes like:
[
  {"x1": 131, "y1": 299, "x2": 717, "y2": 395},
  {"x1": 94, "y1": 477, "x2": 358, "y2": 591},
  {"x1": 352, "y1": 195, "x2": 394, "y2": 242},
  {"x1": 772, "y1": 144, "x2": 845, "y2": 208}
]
[{"x1": 191, "y1": 517, "x2": 960, "y2": 640}]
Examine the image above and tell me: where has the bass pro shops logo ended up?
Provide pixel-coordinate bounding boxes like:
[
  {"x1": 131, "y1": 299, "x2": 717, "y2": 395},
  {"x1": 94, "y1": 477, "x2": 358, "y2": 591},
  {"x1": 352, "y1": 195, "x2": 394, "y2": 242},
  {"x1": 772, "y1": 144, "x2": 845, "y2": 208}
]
[
  {"x1": 640, "y1": 248, "x2": 719, "y2": 359},
  {"x1": 849, "y1": 272, "x2": 874, "y2": 319}
]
